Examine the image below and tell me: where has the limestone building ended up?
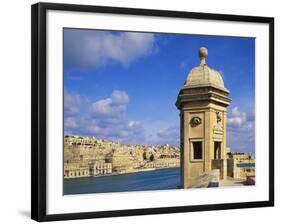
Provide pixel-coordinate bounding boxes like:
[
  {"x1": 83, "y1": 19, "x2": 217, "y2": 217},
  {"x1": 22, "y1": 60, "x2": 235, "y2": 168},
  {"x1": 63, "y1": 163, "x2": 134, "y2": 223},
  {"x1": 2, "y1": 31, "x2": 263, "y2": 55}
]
[
  {"x1": 176, "y1": 47, "x2": 231, "y2": 188},
  {"x1": 63, "y1": 136, "x2": 180, "y2": 178},
  {"x1": 226, "y1": 152, "x2": 255, "y2": 179}
]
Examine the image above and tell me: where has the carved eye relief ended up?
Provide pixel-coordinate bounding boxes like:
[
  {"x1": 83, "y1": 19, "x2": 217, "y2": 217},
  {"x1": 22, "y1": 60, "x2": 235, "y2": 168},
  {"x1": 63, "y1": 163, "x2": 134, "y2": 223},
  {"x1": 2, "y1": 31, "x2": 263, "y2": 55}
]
[{"x1": 190, "y1": 116, "x2": 202, "y2": 127}]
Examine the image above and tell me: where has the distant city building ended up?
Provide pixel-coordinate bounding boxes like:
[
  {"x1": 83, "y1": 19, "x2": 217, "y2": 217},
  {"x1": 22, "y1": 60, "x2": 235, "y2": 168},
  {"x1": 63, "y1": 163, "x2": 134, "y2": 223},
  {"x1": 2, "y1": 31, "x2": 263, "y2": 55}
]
[
  {"x1": 64, "y1": 135, "x2": 180, "y2": 178},
  {"x1": 226, "y1": 152, "x2": 255, "y2": 179}
]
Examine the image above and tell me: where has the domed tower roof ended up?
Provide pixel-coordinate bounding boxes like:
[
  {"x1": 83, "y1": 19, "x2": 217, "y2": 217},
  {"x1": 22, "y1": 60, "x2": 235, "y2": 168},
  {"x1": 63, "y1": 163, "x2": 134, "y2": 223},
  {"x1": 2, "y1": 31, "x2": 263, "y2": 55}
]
[
  {"x1": 184, "y1": 47, "x2": 226, "y2": 91},
  {"x1": 176, "y1": 47, "x2": 231, "y2": 109}
]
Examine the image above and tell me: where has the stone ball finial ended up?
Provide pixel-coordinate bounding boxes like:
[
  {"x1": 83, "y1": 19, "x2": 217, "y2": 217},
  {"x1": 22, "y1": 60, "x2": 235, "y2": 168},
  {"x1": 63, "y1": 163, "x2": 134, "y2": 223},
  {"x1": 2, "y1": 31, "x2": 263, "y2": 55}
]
[
  {"x1": 199, "y1": 47, "x2": 208, "y2": 58},
  {"x1": 199, "y1": 47, "x2": 208, "y2": 65}
]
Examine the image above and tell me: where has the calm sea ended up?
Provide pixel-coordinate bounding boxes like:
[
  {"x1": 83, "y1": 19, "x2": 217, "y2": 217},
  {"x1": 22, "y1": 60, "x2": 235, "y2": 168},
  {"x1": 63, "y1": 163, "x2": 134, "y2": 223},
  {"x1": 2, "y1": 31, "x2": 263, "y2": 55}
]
[{"x1": 64, "y1": 167, "x2": 180, "y2": 195}]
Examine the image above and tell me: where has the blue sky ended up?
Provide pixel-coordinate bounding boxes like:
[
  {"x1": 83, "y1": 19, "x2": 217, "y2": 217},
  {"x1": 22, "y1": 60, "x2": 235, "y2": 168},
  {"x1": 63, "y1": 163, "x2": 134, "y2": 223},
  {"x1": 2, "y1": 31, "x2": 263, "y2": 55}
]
[{"x1": 64, "y1": 29, "x2": 255, "y2": 155}]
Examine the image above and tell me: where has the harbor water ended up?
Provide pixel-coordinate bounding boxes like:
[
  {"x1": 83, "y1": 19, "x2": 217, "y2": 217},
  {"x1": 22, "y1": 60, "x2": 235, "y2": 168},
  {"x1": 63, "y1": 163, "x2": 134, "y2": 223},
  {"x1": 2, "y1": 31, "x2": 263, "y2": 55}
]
[{"x1": 64, "y1": 167, "x2": 180, "y2": 195}]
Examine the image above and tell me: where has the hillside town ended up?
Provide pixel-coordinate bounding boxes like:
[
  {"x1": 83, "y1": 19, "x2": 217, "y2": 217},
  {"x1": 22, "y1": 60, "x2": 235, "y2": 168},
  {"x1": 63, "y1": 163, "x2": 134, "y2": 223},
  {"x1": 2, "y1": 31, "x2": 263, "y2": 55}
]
[{"x1": 64, "y1": 135, "x2": 180, "y2": 178}]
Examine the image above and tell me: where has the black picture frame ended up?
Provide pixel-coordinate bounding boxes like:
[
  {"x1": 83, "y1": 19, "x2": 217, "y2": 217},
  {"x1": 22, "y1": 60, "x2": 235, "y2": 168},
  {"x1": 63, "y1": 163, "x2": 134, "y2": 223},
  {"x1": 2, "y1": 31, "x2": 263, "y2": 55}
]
[{"x1": 31, "y1": 2, "x2": 274, "y2": 222}]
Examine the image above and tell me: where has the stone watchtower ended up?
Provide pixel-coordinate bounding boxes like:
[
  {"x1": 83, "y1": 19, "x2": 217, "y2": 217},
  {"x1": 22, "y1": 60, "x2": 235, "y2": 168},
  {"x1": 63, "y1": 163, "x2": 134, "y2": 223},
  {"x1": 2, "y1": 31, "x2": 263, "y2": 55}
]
[{"x1": 176, "y1": 47, "x2": 231, "y2": 188}]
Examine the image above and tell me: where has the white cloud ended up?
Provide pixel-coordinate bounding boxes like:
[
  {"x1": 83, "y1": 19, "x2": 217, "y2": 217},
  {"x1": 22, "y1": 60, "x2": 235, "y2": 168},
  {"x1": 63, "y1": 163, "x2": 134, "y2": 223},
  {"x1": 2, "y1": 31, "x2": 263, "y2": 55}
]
[
  {"x1": 227, "y1": 106, "x2": 255, "y2": 154},
  {"x1": 90, "y1": 90, "x2": 129, "y2": 118},
  {"x1": 128, "y1": 120, "x2": 139, "y2": 128},
  {"x1": 64, "y1": 30, "x2": 155, "y2": 68},
  {"x1": 228, "y1": 106, "x2": 247, "y2": 127},
  {"x1": 111, "y1": 90, "x2": 129, "y2": 105},
  {"x1": 64, "y1": 117, "x2": 78, "y2": 129},
  {"x1": 64, "y1": 90, "x2": 146, "y2": 144},
  {"x1": 156, "y1": 125, "x2": 179, "y2": 146},
  {"x1": 64, "y1": 89, "x2": 81, "y2": 116}
]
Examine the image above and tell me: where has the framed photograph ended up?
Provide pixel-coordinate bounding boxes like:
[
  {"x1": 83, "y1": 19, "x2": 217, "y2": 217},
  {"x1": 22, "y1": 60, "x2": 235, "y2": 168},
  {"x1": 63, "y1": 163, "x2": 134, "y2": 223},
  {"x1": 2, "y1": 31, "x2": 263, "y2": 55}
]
[{"x1": 31, "y1": 2, "x2": 274, "y2": 222}]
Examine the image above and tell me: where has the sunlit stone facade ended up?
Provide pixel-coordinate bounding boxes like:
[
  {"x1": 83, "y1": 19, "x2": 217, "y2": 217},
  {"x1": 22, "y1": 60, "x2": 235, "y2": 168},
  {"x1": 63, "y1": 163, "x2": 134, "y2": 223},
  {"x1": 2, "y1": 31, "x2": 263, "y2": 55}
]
[
  {"x1": 176, "y1": 47, "x2": 231, "y2": 188},
  {"x1": 64, "y1": 136, "x2": 180, "y2": 178}
]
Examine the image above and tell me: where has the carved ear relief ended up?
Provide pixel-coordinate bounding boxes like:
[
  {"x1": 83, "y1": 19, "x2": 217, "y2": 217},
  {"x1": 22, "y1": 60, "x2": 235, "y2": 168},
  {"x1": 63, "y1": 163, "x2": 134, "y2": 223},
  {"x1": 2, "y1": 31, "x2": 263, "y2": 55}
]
[{"x1": 190, "y1": 116, "x2": 202, "y2": 127}]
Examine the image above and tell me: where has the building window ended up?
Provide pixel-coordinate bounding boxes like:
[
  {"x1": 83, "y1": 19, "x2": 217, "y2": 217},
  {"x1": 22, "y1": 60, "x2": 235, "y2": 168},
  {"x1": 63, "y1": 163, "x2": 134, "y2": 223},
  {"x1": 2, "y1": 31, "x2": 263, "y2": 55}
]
[
  {"x1": 214, "y1": 142, "x2": 222, "y2": 159},
  {"x1": 192, "y1": 141, "x2": 203, "y2": 160}
]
